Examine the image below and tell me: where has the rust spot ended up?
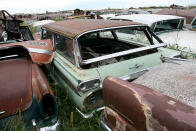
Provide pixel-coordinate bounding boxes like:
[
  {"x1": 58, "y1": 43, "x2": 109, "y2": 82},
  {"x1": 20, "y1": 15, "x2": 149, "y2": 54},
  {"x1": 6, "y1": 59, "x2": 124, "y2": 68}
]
[
  {"x1": 0, "y1": 39, "x2": 54, "y2": 64},
  {"x1": 0, "y1": 58, "x2": 32, "y2": 119},
  {"x1": 104, "y1": 107, "x2": 137, "y2": 131},
  {"x1": 103, "y1": 76, "x2": 196, "y2": 131},
  {"x1": 43, "y1": 19, "x2": 143, "y2": 39}
]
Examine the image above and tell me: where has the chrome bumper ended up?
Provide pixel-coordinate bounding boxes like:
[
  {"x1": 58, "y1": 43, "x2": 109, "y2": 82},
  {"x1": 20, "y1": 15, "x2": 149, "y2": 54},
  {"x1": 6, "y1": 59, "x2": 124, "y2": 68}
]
[
  {"x1": 100, "y1": 113, "x2": 112, "y2": 131},
  {"x1": 40, "y1": 120, "x2": 60, "y2": 131},
  {"x1": 76, "y1": 106, "x2": 105, "y2": 119}
]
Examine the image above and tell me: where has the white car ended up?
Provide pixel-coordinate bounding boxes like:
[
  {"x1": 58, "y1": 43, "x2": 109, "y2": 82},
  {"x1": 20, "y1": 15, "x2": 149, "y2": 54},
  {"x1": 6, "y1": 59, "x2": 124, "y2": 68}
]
[
  {"x1": 111, "y1": 14, "x2": 196, "y2": 54},
  {"x1": 31, "y1": 20, "x2": 55, "y2": 39}
]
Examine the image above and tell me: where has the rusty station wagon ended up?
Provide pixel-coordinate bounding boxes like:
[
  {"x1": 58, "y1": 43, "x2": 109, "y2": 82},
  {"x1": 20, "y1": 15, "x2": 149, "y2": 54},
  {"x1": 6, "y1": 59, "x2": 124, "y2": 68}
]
[
  {"x1": 0, "y1": 10, "x2": 58, "y2": 130},
  {"x1": 101, "y1": 60, "x2": 196, "y2": 131},
  {"x1": 42, "y1": 19, "x2": 181, "y2": 118}
]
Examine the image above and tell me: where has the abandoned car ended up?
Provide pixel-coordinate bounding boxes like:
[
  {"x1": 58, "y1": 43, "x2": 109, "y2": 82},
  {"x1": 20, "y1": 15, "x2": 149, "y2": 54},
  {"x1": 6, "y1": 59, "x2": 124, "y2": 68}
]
[
  {"x1": 101, "y1": 70, "x2": 196, "y2": 131},
  {"x1": 111, "y1": 14, "x2": 196, "y2": 54},
  {"x1": 41, "y1": 19, "x2": 181, "y2": 118},
  {"x1": 0, "y1": 10, "x2": 58, "y2": 129},
  {"x1": 156, "y1": 9, "x2": 196, "y2": 29},
  {"x1": 0, "y1": 10, "x2": 34, "y2": 43}
]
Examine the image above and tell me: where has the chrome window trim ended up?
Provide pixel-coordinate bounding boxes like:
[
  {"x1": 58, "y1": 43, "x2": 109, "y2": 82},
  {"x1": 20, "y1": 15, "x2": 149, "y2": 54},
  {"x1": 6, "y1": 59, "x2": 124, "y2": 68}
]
[
  {"x1": 0, "y1": 45, "x2": 53, "y2": 55},
  {"x1": 120, "y1": 68, "x2": 150, "y2": 81},
  {"x1": 81, "y1": 43, "x2": 167, "y2": 64},
  {"x1": 75, "y1": 25, "x2": 143, "y2": 40}
]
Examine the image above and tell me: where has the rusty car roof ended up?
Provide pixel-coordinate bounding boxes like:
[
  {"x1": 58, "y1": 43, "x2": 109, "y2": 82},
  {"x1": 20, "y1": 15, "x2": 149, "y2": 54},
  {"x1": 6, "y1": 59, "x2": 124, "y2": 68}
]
[
  {"x1": 156, "y1": 9, "x2": 196, "y2": 24},
  {"x1": 43, "y1": 19, "x2": 143, "y2": 38}
]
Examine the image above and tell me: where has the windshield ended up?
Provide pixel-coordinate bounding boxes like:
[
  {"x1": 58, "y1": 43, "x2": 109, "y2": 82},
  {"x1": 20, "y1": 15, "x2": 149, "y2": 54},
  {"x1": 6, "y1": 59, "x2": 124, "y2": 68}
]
[{"x1": 78, "y1": 26, "x2": 161, "y2": 68}]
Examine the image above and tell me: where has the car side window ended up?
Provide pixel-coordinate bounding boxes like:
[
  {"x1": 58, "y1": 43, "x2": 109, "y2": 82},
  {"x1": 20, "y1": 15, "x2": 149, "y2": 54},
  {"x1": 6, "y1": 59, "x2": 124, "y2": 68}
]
[
  {"x1": 42, "y1": 29, "x2": 52, "y2": 39},
  {"x1": 99, "y1": 31, "x2": 114, "y2": 39},
  {"x1": 154, "y1": 19, "x2": 181, "y2": 32},
  {"x1": 54, "y1": 34, "x2": 75, "y2": 64},
  {"x1": 115, "y1": 28, "x2": 151, "y2": 45},
  {"x1": 20, "y1": 26, "x2": 34, "y2": 40}
]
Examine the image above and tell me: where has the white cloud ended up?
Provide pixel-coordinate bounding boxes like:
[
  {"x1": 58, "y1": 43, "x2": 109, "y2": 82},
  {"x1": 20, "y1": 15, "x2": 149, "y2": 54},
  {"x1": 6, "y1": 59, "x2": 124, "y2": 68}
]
[{"x1": 0, "y1": 0, "x2": 195, "y2": 13}]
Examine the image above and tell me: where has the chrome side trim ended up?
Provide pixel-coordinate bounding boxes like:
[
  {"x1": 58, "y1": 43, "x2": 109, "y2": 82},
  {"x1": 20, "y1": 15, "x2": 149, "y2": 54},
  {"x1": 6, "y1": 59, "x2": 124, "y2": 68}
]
[
  {"x1": 0, "y1": 111, "x2": 6, "y2": 115},
  {"x1": 82, "y1": 43, "x2": 167, "y2": 64},
  {"x1": 75, "y1": 106, "x2": 104, "y2": 119},
  {"x1": 28, "y1": 48, "x2": 53, "y2": 55},
  {"x1": 0, "y1": 55, "x2": 18, "y2": 60},
  {"x1": 120, "y1": 69, "x2": 149, "y2": 81}
]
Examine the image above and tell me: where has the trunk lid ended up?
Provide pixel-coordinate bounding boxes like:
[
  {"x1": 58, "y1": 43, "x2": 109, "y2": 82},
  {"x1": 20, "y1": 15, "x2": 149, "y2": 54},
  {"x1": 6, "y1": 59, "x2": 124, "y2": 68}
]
[{"x1": 0, "y1": 58, "x2": 33, "y2": 119}]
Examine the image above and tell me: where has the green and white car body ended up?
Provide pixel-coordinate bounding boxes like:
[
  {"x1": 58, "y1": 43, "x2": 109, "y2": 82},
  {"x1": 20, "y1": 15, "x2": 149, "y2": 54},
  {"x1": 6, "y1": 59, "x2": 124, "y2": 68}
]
[{"x1": 42, "y1": 19, "x2": 181, "y2": 118}]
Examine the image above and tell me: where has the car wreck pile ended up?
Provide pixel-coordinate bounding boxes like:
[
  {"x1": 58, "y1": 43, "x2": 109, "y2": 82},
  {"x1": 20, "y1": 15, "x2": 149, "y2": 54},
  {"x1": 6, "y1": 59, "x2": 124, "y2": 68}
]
[{"x1": 0, "y1": 10, "x2": 196, "y2": 130}]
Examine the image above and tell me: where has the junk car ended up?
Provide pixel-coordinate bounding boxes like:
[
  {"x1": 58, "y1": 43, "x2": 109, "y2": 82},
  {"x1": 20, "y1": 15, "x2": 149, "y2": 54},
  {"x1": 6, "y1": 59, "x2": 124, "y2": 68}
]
[
  {"x1": 41, "y1": 19, "x2": 181, "y2": 118},
  {"x1": 0, "y1": 10, "x2": 34, "y2": 43},
  {"x1": 101, "y1": 60, "x2": 196, "y2": 131},
  {"x1": 0, "y1": 10, "x2": 58, "y2": 129},
  {"x1": 111, "y1": 14, "x2": 196, "y2": 54}
]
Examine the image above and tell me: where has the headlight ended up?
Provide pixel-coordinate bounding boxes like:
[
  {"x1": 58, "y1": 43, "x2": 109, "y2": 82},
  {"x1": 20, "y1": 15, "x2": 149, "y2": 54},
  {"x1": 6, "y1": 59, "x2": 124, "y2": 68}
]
[{"x1": 78, "y1": 78, "x2": 100, "y2": 92}]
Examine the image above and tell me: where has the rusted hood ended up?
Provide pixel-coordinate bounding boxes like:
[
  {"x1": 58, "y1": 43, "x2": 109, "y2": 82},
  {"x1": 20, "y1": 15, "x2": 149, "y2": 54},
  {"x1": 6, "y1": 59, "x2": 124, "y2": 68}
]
[
  {"x1": 0, "y1": 58, "x2": 32, "y2": 119},
  {"x1": 103, "y1": 76, "x2": 196, "y2": 130},
  {"x1": 0, "y1": 39, "x2": 54, "y2": 64}
]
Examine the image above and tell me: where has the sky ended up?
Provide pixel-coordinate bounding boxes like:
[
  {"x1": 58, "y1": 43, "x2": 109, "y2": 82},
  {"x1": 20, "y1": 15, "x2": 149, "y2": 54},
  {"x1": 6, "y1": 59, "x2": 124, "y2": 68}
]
[{"x1": 0, "y1": 0, "x2": 196, "y2": 14}]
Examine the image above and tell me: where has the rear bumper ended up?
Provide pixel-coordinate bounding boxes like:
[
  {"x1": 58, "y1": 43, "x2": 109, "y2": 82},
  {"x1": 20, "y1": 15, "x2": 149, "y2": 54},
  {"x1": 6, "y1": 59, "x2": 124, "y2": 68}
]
[
  {"x1": 76, "y1": 106, "x2": 104, "y2": 119},
  {"x1": 100, "y1": 112, "x2": 112, "y2": 131},
  {"x1": 40, "y1": 120, "x2": 60, "y2": 131}
]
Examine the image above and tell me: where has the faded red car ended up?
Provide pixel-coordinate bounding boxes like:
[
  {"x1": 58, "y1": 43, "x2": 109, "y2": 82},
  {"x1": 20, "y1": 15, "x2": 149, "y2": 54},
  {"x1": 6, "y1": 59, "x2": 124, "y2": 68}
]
[
  {"x1": 0, "y1": 10, "x2": 58, "y2": 129},
  {"x1": 101, "y1": 60, "x2": 196, "y2": 131}
]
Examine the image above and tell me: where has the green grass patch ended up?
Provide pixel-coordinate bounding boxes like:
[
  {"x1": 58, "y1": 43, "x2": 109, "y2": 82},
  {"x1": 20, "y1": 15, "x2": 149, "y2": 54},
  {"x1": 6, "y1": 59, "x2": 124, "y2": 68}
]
[{"x1": 46, "y1": 72, "x2": 102, "y2": 131}]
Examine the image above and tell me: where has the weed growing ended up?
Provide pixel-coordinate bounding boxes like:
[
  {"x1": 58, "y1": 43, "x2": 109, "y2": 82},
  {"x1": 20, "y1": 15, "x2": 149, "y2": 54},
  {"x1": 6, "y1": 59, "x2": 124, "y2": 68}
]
[{"x1": 46, "y1": 71, "x2": 102, "y2": 131}]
